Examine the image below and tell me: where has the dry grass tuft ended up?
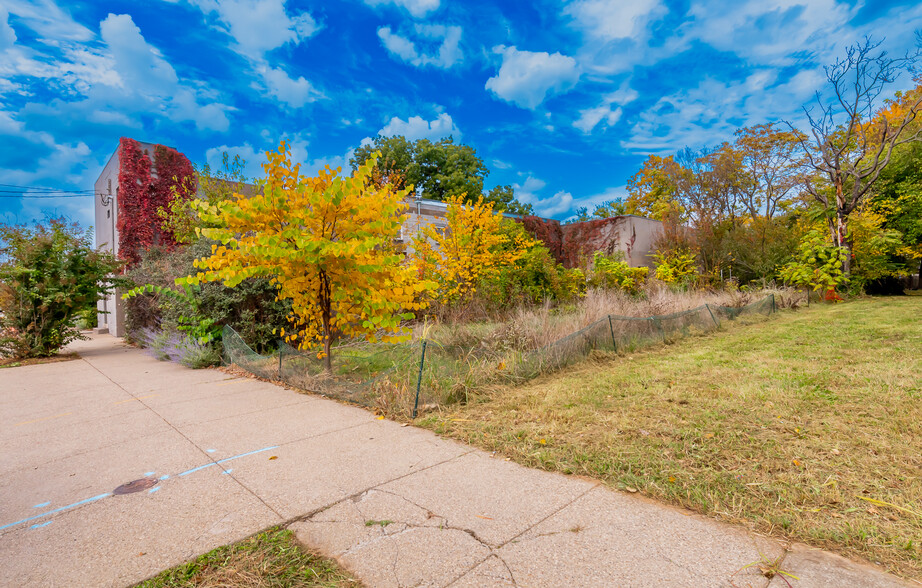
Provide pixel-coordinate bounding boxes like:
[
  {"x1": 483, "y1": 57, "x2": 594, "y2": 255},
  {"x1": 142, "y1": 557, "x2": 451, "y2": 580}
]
[
  {"x1": 135, "y1": 528, "x2": 361, "y2": 588},
  {"x1": 421, "y1": 297, "x2": 922, "y2": 579}
]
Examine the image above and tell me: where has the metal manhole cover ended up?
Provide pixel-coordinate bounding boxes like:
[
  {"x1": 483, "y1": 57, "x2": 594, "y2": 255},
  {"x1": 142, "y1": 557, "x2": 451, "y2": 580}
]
[{"x1": 113, "y1": 477, "x2": 158, "y2": 495}]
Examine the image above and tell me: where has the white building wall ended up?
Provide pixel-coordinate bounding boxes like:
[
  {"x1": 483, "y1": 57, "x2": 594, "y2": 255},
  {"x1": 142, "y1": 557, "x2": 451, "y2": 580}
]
[{"x1": 94, "y1": 141, "x2": 156, "y2": 337}]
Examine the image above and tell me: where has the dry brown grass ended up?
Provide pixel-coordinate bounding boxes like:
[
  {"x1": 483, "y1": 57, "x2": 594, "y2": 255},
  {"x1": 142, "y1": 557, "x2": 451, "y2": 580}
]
[
  {"x1": 135, "y1": 528, "x2": 360, "y2": 588},
  {"x1": 426, "y1": 285, "x2": 803, "y2": 351},
  {"x1": 420, "y1": 297, "x2": 922, "y2": 580}
]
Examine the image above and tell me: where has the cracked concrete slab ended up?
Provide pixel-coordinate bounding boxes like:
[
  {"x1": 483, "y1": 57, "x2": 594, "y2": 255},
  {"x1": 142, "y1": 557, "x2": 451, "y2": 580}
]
[
  {"x1": 379, "y1": 450, "x2": 599, "y2": 547},
  {"x1": 449, "y1": 555, "x2": 517, "y2": 587}
]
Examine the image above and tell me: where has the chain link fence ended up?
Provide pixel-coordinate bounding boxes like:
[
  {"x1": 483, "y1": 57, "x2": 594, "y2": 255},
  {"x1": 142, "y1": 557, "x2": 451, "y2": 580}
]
[{"x1": 223, "y1": 294, "x2": 776, "y2": 417}]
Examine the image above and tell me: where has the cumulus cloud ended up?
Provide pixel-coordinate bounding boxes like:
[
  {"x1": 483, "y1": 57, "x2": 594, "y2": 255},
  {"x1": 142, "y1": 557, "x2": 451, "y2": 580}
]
[
  {"x1": 513, "y1": 175, "x2": 575, "y2": 218},
  {"x1": 258, "y1": 65, "x2": 322, "y2": 108},
  {"x1": 188, "y1": 0, "x2": 319, "y2": 58},
  {"x1": 485, "y1": 45, "x2": 580, "y2": 110},
  {"x1": 563, "y1": 0, "x2": 664, "y2": 41},
  {"x1": 378, "y1": 24, "x2": 462, "y2": 68},
  {"x1": 364, "y1": 0, "x2": 440, "y2": 18},
  {"x1": 378, "y1": 112, "x2": 460, "y2": 141}
]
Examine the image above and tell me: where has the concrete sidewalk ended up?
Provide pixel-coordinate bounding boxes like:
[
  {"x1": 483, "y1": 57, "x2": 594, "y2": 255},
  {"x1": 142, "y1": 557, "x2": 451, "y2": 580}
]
[{"x1": 0, "y1": 334, "x2": 911, "y2": 587}]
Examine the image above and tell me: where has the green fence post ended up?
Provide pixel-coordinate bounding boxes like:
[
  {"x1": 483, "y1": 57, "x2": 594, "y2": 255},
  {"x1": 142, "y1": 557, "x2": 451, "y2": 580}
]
[
  {"x1": 705, "y1": 304, "x2": 720, "y2": 328},
  {"x1": 608, "y1": 315, "x2": 618, "y2": 352},
  {"x1": 771, "y1": 293, "x2": 776, "y2": 314},
  {"x1": 412, "y1": 339, "x2": 428, "y2": 419}
]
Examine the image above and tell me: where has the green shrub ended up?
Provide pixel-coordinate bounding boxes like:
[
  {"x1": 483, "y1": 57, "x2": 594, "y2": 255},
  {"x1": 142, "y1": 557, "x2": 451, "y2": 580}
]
[
  {"x1": 589, "y1": 251, "x2": 648, "y2": 293},
  {"x1": 125, "y1": 240, "x2": 291, "y2": 352},
  {"x1": 0, "y1": 220, "x2": 124, "y2": 358}
]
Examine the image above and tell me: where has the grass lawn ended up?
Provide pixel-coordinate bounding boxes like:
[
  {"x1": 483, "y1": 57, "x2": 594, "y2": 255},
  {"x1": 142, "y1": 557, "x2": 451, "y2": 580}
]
[
  {"x1": 135, "y1": 528, "x2": 360, "y2": 588},
  {"x1": 420, "y1": 297, "x2": 922, "y2": 579}
]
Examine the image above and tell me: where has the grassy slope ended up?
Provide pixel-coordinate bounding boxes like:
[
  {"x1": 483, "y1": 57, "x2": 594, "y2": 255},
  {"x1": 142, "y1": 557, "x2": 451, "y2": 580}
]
[
  {"x1": 421, "y1": 298, "x2": 922, "y2": 579},
  {"x1": 136, "y1": 528, "x2": 360, "y2": 588}
]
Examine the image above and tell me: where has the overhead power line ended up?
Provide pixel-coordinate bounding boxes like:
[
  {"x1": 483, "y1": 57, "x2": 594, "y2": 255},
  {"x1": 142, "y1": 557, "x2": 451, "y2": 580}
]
[{"x1": 0, "y1": 183, "x2": 97, "y2": 198}]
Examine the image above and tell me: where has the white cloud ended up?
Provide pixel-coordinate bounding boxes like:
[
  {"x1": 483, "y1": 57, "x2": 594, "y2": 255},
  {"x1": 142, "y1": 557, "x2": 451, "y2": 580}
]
[
  {"x1": 258, "y1": 65, "x2": 322, "y2": 108},
  {"x1": 363, "y1": 0, "x2": 440, "y2": 18},
  {"x1": 188, "y1": 0, "x2": 319, "y2": 58},
  {"x1": 378, "y1": 112, "x2": 460, "y2": 141},
  {"x1": 574, "y1": 105, "x2": 622, "y2": 133},
  {"x1": 485, "y1": 45, "x2": 580, "y2": 110},
  {"x1": 513, "y1": 175, "x2": 574, "y2": 218},
  {"x1": 4, "y1": 0, "x2": 93, "y2": 42},
  {"x1": 378, "y1": 23, "x2": 462, "y2": 68},
  {"x1": 0, "y1": 7, "x2": 17, "y2": 49},
  {"x1": 100, "y1": 14, "x2": 178, "y2": 95},
  {"x1": 622, "y1": 70, "x2": 823, "y2": 153},
  {"x1": 573, "y1": 80, "x2": 638, "y2": 133},
  {"x1": 563, "y1": 0, "x2": 664, "y2": 41},
  {"x1": 180, "y1": 0, "x2": 322, "y2": 109}
]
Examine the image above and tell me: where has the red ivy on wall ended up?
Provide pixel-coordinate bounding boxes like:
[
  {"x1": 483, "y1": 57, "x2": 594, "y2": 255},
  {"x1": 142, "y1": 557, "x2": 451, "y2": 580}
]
[
  {"x1": 116, "y1": 138, "x2": 195, "y2": 266},
  {"x1": 518, "y1": 215, "x2": 629, "y2": 269}
]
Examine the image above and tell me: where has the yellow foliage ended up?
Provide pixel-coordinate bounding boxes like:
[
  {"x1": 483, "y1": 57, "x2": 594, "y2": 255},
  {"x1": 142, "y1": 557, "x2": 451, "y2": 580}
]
[
  {"x1": 181, "y1": 141, "x2": 435, "y2": 369},
  {"x1": 412, "y1": 194, "x2": 533, "y2": 306}
]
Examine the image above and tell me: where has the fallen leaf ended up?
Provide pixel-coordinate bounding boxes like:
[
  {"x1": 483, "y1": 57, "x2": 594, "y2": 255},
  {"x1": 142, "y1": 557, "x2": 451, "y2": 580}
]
[
  {"x1": 668, "y1": 476, "x2": 676, "y2": 483},
  {"x1": 376, "y1": 416, "x2": 385, "y2": 420},
  {"x1": 624, "y1": 486, "x2": 638, "y2": 493},
  {"x1": 539, "y1": 438, "x2": 547, "y2": 445},
  {"x1": 792, "y1": 459, "x2": 802, "y2": 467},
  {"x1": 475, "y1": 515, "x2": 494, "y2": 520},
  {"x1": 830, "y1": 448, "x2": 840, "y2": 455},
  {"x1": 269, "y1": 456, "x2": 278, "y2": 460},
  {"x1": 704, "y1": 433, "x2": 714, "y2": 439}
]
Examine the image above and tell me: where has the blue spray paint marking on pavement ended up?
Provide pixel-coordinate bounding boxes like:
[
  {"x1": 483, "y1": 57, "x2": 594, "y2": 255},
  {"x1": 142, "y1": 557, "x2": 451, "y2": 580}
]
[
  {"x1": 0, "y1": 493, "x2": 110, "y2": 531},
  {"x1": 178, "y1": 446, "x2": 279, "y2": 477},
  {"x1": 206, "y1": 449, "x2": 216, "y2": 453},
  {"x1": 159, "y1": 475, "x2": 170, "y2": 481},
  {"x1": 222, "y1": 469, "x2": 233, "y2": 474},
  {"x1": 144, "y1": 471, "x2": 155, "y2": 477},
  {"x1": 31, "y1": 521, "x2": 52, "y2": 529},
  {"x1": 148, "y1": 487, "x2": 161, "y2": 494},
  {"x1": 32, "y1": 502, "x2": 50, "y2": 509}
]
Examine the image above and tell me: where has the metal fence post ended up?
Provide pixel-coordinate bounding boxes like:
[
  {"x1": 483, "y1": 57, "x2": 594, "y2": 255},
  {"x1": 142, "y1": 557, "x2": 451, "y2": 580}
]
[
  {"x1": 278, "y1": 342, "x2": 284, "y2": 380},
  {"x1": 608, "y1": 315, "x2": 617, "y2": 352},
  {"x1": 705, "y1": 304, "x2": 720, "y2": 328},
  {"x1": 412, "y1": 339, "x2": 428, "y2": 419},
  {"x1": 771, "y1": 293, "x2": 776, "y2": 314}
]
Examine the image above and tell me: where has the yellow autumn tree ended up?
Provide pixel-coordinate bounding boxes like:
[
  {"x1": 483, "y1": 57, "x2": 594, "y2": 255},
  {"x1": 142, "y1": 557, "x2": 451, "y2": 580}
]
[
  {"x1": 412, "y1": 194, "x2": 533, "y2": 308},
  {"x1": 181, "y1": 141, "x2": 433, "y2": 372}
]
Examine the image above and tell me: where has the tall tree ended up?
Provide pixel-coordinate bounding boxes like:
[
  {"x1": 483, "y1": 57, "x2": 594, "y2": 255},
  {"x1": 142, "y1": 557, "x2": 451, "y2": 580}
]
[
  {"x1": 795, "y1": 37, "x2": 922, "y2": 274},
  {"x1": 351, "y1": 135, "x2": 533, "y2": 213},
  {"x1": 185, "y1": 142, "x2": 433, "y2": 373}
]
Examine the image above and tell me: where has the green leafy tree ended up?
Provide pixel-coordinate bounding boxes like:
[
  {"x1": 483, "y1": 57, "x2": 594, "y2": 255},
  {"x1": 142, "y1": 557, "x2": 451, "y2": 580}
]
[
  {"x1": 351, "y1": 135, "x2": 534, "y2": 213},
  {"x1": 0, "y1": 220, "x2": 124, "y2": 358},
  {"x1": 593, "y1": 199, "x2": 627, "y2": 218}
]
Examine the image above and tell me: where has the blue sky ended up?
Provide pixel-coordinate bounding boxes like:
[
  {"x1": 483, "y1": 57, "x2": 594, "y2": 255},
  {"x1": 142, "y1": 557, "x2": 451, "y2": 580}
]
[{"x1": 1, "y1": 0, "x2": 921, "y2": 230}]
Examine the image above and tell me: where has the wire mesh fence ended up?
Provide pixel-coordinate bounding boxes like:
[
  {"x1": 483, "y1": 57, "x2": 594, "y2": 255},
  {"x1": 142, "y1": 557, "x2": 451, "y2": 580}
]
[{"x1": 222, "y1": 294, "x2": 777, "y2": 417}]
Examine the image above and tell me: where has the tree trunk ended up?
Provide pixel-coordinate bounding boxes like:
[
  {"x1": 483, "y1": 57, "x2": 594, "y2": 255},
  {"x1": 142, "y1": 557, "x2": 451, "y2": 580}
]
[{"x1": 833, "y1": 177, "x2": 851, "y2": 275}]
